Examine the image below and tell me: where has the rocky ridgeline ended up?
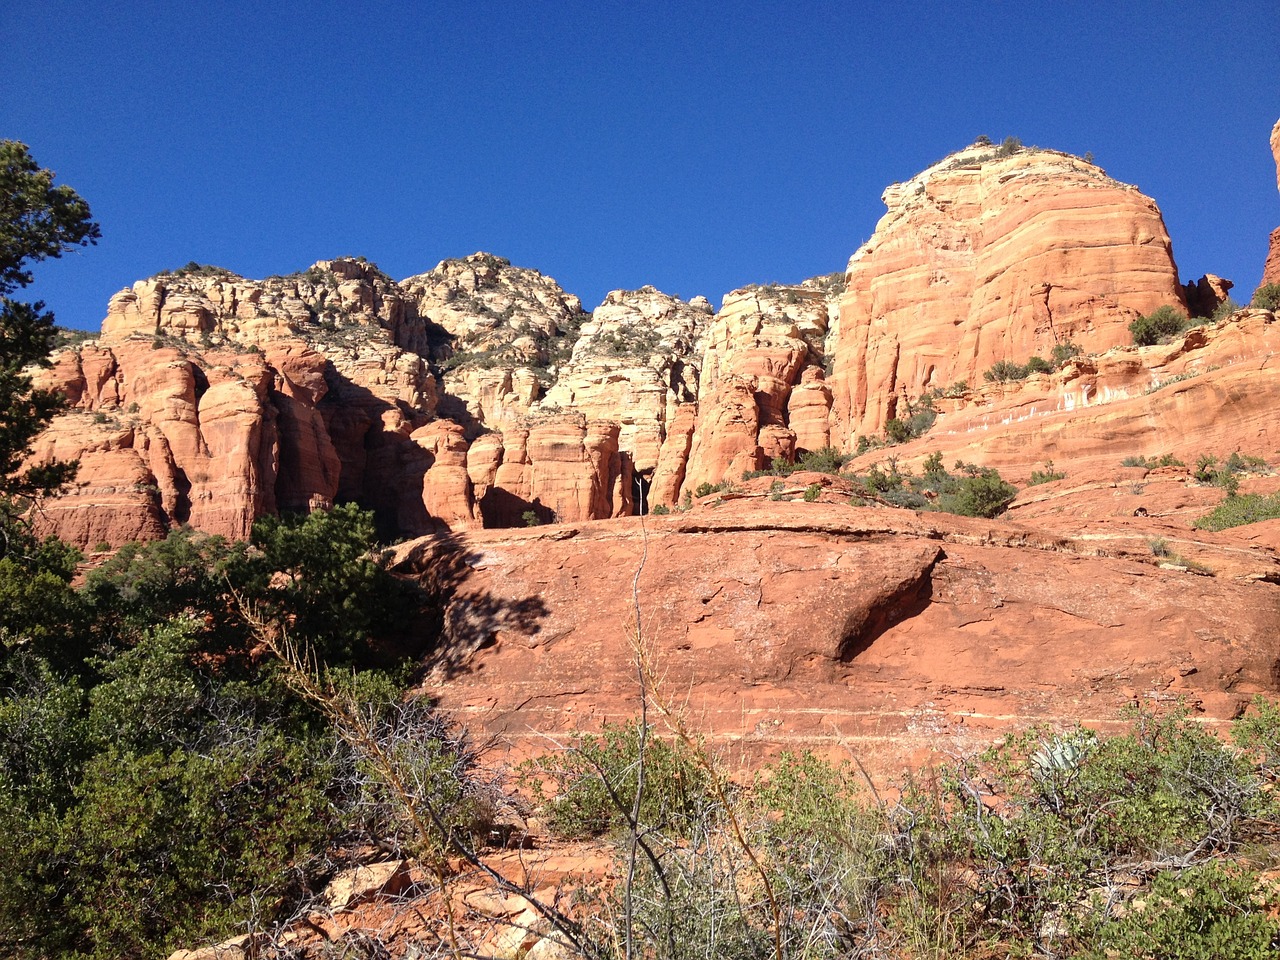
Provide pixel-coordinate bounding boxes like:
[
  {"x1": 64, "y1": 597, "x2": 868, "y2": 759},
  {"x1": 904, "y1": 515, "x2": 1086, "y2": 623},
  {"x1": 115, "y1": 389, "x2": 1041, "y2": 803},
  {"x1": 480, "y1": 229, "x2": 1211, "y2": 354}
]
[{"x1": 27, "y1": 128, "x2": 1280, "y2": 552}]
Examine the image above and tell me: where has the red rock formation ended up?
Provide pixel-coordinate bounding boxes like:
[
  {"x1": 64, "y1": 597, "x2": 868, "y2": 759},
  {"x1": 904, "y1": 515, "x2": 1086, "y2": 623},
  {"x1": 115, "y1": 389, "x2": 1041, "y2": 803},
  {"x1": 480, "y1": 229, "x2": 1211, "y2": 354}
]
[
  {"x1": 1264, "y1": 119, "x2": 1280, "y2": 287},
  {"x1": 1183, "y1": 274, "x2": 1234, "y2": 318},
  {"x1": 394, "y1": 500, "x2": 1280, "y2": 772},
  {"x1": 843, "y1": 308, "x2": 1280, "y2": 487},
  {"x1": 831, "y1": 144, "x2": 1186, "y2": 442},
  {"x1": 677, "y1": 285, "x2": 834, "y2": 495}
]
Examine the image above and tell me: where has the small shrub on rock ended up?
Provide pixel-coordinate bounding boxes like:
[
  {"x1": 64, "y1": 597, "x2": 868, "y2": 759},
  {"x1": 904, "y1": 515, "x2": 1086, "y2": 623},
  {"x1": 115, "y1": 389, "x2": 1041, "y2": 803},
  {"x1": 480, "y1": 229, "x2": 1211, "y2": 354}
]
[
  {"x1": 1252, "y1": 282, "x2": 1280, "y2": 311},
  {"x1": 1130, "y1": 304, "x2": 1189, "y2": 346}
]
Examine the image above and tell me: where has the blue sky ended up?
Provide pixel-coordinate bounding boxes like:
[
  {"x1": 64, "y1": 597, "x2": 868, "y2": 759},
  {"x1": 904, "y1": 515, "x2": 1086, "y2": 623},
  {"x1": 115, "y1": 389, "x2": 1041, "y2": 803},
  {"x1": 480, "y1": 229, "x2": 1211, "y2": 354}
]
[{"x1": 3, "y1": 0, "x2": 1277, "y2": 330}]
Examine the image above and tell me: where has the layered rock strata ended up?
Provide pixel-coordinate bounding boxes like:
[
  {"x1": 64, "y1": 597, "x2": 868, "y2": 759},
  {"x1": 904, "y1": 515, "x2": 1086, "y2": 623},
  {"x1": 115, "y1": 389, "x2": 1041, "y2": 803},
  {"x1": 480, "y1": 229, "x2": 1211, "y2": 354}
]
[
  {"x1": 1264, "y1": 118, "x2": 1280, "y2": 286},
  {"x1": 394, "y1": 500, "x2": 1280, "y2": 773},
  {"x1": 676, "y1": 281, "x2": 840, "y2": 498},
  {"x1": 831, "y1": 143, "x2": 1186, "y2": 441}
]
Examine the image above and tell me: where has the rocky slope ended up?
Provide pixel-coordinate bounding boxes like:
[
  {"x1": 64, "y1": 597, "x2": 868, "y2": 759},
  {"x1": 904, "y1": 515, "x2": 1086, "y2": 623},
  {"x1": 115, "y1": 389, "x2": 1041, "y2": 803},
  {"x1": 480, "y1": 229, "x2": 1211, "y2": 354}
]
[{"x1": 392, "y1": 498, "x2": 1280, "y2": 773}]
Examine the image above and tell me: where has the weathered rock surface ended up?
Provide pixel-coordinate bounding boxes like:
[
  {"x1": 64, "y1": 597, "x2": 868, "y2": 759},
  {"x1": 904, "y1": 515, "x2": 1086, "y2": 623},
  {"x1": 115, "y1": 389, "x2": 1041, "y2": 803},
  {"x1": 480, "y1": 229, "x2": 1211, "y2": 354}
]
[
  {"x1": 399, "y1": 253, "x2": 584, "y2": 431},
  {"x1": 677, "y1": 281, "x2": 840, "y2": 498},
  {"x1": 831, "y1": 143, "x2": 1186, "y2": 441},
  {"x1": 844, "y1": 308, "x2": 1280, "y2": 488},
  {"x1": 1264, "y1": 118, "x2": 1280, "y2": 287},
  {"x1": 394, "y1": 499, "x2": 1280, "y2": 773},
  {"x1": 31, "y1": 260, "x2": 441, "y2": 545},
  {"x1": 539, "y1": 286, "x2": 710, "y2": 478}
]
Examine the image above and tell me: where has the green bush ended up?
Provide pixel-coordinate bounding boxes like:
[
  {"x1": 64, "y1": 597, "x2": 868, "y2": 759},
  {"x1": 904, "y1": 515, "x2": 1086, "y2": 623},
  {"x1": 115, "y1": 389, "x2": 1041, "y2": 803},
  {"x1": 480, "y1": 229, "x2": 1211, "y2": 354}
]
[
  {"x1": 984, "y1": 359, "x2": 1030, "y2": 383},
  {"x1": 1123, "y1": 453, "x2": 1186, "y2": 468},
  {"x1": 1212, "y1": 296, "x2": 1242, "y2": 321},
  {"x1": 1050, "y1": 341, "x2": 1082, "y2": 366},
  {"x1": 522, "y1": 721, "x2": 709, "y2": 839},
  {"x1": 945, "y1": 468, "x2": 1018, "y2": 517},
  {"x1": 1252, "y1": 283, "x2": 1280, "y2": 311},
  {"x1": 1027, "y1": 461, "x2": 1065, "y2": 486},
  {"x1": 1195, "y1": 492, "x2": 1280, "y2": 531},
  {"x1": 1082, "y1": 864, "x2": 1278, "y2": 960},
  {"x1": 1130, "y1": 304, "x2": 1190, "y2": 345},
  {"x1": 803, "y1": 484, "x2": 822, "y2": 502}
]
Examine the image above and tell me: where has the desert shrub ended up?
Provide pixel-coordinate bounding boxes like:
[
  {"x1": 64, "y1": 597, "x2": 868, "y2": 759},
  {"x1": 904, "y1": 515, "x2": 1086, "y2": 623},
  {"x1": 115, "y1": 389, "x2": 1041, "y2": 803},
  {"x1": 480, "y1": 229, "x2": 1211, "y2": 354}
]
[
  {"x1": 1123, "y1": 453, "x2": 1186, "y2": 468},
  {"x1": 1192, "y1": 452, "x2": 1266, "y2": 497},
  {"x1": 1081, "y1": 863, "x2": 1278, "y2": 960},
  {"x1": 522, "y1": 509, "x2": 542, "y2": 526},
  {"x1": 895, "y1": 706, "x2": 1268, "y2": 954},
  {"x1": 693, "y1": 480, "x2": 730, "y2": 498},
  {"x1": 650, "y1": 503, "x2": 671, "y2": 515},
  {"x1": 742, "y1": 447, "x2": 851, "y2": 480},
  {"x1": 944, "y1": 468, "x2": 1018, "y2": 517},
  {"x1": 1130, "y1": 304, "x2": 1189, "y2": 345},
  {"x1": 984, "y1": 358, "x2": 1030, "y2": 383},
  {"x1": 1212, "y1": 296, "x2": 1242, "y2": 321},
  {"x1": 752, "y1": 752, "x2": 887, "y2": 955},
  {"x1": 996, "y1": 135, "x2": 1022, "y2": 157},
  {"x1": 1194, "y1": 492, "x2": 1280, "y2": 531},
  {"x1": 1024, "y1": 354, "x2": 1052, "y2": 374},
  {"x1": 522, "y1": 721, "x2": 709, "y2": 839},
  {"x1": 1050, "y1": 340, "x2": 1081, "y2": 366},
  {"x1": 1027, "y1": 461, "x2": 1065, "y2": 486},
  {"x1": 1252, "y1": 282, "x2": 1280, "y2": 311},
  {"x1": 803, "y1": 484, "x2": 822, "y2": 502}
]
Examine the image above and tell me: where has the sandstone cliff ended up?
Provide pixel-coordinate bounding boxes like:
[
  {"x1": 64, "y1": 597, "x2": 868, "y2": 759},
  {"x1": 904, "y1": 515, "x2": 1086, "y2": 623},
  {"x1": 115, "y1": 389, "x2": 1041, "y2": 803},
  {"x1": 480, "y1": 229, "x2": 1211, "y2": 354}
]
[
  {"x1": 1263, "y1": 118, "x2": 1280, "y2": 287},
  {"x1": 830, "y1": 141, "x2": 1186, "y2": 441},
  {"x1": 393, "y1": 499, "x2": 1280, "y2": 771},
  {"x1": 27, "y1": 129, "x2": 1280, "y2": 552},
  {"x1": 675, "y1": 278, "x2": 841, "y2": 498}
]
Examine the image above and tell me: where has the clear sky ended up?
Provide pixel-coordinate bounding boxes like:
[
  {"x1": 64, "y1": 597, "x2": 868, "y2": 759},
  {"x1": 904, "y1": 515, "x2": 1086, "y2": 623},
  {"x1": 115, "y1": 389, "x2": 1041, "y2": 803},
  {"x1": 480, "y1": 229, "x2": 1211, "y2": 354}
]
[{"x1": 3, "y1": 0, "x2": 1277, "y2": 330}]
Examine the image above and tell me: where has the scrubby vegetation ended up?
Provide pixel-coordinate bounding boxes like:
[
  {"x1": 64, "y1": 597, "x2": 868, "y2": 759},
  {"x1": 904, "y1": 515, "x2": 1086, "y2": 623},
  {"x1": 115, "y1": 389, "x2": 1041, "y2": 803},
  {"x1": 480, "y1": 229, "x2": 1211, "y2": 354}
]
[
  {"x1": 858, "y1": 453, "x2": 1017, "y2": 517},
  {"x1": 1195, "y1": 493, "x2": 1280, "y2": 532},
  {"x1": 746, "y1": 448, "x2": 1017, "y2": 519},
  {"x1": 1253, "y1": 283, "x2": 1280, "y2": 311},
  {"x1": 1122, "y1": 452, "x2": 1185, "y2": 468},
  {"x1": 1130, "y1": 304, "x2": 1191, "y2": 346},
  {"x1": 0, "y1": 506, "x2": 479, "y2": 959},
  {"x1": 1027, "y1": 460, "x2": 1065, "y2": 485},
  {"x1": 523, "y1": 703, "x2": 1280, "y2": 960}
]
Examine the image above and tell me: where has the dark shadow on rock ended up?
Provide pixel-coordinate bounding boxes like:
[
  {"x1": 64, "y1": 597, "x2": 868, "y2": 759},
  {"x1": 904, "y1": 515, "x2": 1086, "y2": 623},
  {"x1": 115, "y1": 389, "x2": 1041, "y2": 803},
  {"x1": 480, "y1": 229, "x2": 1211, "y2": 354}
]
[
  {"x1": 393, "y1": 536, "x2": 549, "y2": 682},
  {"x1": 837, "y1": 554, "x2": 939, "y2": 662}
]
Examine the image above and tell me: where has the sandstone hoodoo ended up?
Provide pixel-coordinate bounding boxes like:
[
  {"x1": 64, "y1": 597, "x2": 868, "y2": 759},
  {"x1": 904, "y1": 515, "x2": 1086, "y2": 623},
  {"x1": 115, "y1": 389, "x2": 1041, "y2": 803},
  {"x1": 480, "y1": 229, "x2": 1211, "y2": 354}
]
[
  {"x1": 829, "y1": 139, "x2": 1186, "y2": 441},
  {"x1": 1264, "y1": 117, "x2": 1280, "y2": 286}
]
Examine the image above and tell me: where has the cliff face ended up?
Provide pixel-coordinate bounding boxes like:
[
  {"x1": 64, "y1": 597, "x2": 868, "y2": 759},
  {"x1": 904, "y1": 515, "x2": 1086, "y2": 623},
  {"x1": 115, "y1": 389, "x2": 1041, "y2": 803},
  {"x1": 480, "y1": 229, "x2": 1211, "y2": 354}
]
[
  {"x1": 393, "y1": 500, "x2": 1280, "y2": 770},
  {"x1": 830, "y1": 143, "x2": 1185, "y2": 441},
  {"x1": 28, "y1": 128, "x2": 1280, "y2": 551},
  {"x1": 1264, "y1": 119, "x2": 1280, "y2": 287},
  {"x1": 675, "y1": 279, "x2": 840, "y2": 498}
]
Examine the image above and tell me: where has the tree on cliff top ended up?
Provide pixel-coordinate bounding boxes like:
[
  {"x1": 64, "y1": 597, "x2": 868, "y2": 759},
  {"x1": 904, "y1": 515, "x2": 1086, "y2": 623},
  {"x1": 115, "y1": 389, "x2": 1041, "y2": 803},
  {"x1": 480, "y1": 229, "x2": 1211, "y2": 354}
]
[{"x1": 0, "y1": 141, "x2": 99, "y2": 539}]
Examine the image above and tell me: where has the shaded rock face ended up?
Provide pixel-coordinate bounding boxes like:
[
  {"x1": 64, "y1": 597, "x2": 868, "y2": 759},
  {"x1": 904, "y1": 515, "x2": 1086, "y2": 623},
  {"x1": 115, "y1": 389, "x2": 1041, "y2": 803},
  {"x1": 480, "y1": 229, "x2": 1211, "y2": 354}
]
[
  {"x1": 394, "y1": 501, "x2": 1280, "y2": 772},
  {"x1": 831, "y1": 143, "x2": 1186, "y2": 441}
]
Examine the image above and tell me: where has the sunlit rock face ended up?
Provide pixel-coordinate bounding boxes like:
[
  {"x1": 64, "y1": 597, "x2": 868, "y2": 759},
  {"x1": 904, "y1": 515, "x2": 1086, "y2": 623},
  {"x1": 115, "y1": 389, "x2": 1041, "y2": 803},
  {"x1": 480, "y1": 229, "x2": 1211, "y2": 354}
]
[
  {"x1": 1263, "y1": 119, "x2": 1280, "y2": 287},
  {"x1": 829, "y1": 143, "x2": 1185, "y2": 442}
]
